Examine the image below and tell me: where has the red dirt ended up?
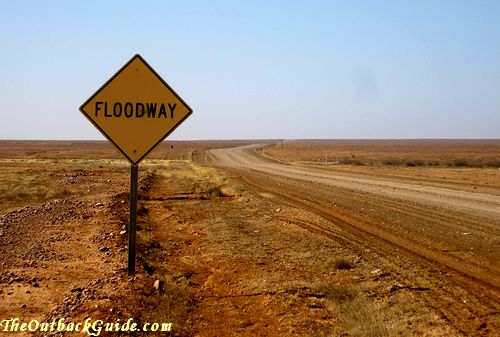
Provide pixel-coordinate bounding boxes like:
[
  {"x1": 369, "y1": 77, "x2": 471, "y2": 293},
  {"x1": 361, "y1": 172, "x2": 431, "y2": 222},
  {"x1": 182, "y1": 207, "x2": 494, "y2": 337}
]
[{"x1": 0, "y1": 140, "x2": 498, "y2": 336}]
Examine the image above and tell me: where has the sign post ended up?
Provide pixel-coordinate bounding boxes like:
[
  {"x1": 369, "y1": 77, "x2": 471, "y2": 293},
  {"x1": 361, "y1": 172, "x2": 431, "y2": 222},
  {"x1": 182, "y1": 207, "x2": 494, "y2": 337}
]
[
  {"x1": 80, "y1": 54, "x2": 192, "y2": 274},
  {"x1": 128, "y1": 165, "x2": 138, "y2": 274}
]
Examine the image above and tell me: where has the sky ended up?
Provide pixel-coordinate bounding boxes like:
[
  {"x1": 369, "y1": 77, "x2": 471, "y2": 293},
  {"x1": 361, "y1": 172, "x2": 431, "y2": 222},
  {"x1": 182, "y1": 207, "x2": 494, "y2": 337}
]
[{"x1": 0, "y1": 0, "x2": 499, "y2": 140}]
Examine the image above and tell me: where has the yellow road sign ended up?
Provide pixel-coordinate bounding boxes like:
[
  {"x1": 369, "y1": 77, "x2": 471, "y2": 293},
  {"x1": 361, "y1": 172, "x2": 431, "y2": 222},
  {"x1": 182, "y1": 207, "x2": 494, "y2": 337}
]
[{"x1": 80, "y1": 54, "x2": 193, "y2": 165}]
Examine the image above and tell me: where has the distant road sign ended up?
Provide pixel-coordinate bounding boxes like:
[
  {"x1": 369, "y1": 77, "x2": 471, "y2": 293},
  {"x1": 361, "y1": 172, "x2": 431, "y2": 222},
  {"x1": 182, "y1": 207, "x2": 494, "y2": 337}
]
[{"x1": 80, "y1": 54, "x2": 192, "y2": 165}]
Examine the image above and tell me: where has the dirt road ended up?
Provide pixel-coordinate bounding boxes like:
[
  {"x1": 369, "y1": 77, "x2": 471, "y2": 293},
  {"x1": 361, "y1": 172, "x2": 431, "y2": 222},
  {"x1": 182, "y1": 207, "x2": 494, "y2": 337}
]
[{"x1": 208, "y1": 144, "x2": 500, "y2": 335}]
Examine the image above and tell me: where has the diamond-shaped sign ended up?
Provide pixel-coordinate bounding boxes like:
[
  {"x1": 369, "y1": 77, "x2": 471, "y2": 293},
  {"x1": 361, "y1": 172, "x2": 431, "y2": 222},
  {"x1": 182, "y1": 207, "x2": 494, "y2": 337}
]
[{"x1": 80, "y1": 54, "x2": 192, "y2": 165}]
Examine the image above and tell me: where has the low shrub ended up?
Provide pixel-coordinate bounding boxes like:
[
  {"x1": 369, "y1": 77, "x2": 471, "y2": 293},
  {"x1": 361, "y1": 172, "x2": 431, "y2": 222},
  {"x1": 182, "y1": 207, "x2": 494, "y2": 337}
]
[
  {"x1": 405, "y1": 160, "x2": 425, "y2": 167},
  {"x1": 207, "y1": 186, "x2": 225, "y2": 197},
  {"x1": 337, "y1": 158, "x2": 364, "y2": 166},
  {"x1": 333, "y1": 258, "x2": 353, "y2": 270},
  {"x1": 382, "y1": 159, "x2": 402, "y2": 166},
  {"x1": 451, "y1": 159, "x2": 470, "y2": 167},
  {"x1": 486, "y1": 160, "x2": 500, "y2": 168}
]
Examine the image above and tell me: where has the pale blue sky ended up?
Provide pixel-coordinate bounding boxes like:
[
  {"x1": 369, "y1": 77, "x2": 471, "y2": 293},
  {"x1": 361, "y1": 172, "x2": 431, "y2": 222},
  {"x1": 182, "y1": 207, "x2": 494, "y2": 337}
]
[{"x1": 1, "y1": 0, "x2": 499, "y2": 140}]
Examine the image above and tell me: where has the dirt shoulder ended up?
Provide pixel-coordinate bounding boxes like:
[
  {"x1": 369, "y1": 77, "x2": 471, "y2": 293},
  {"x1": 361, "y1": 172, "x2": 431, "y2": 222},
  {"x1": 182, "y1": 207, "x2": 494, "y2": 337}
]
[{"x1": 129, "y1": 161, "x2": 474, "y2": 336}]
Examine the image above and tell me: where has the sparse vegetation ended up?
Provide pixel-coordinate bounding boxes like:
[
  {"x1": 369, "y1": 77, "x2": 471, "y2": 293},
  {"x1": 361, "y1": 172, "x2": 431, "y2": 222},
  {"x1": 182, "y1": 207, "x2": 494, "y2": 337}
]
[
  {"x1": 451, "y1": 159, "x2": 471, "y2": 167},
  {"x1": 309, "y1": 283, "x2": 388, "y2": 337},
  {"x1": 405, "y1": 159, "x2": 425, "y2": 167},
  {"x1": 337, "y1": 157, "x2": 364, "y2": 166},
  {"x1": 0, "y1": 167, "x2": 71, "y2": 212},
  {"x1": 265, "y1": 140, "x2": 500, "y2": 170},
  {"x1": 382, "y1": 158, "x2": 403, "y2": 166},
  {"x1": 207, "y1": 186, "x2": 225, "y2": 197},
  {"x1": 333, "y1": 156, "x2": 498, "y2": 168},
  {"x1": 486, "y1": 160, "x2": 500, "y2": 168},
  {"x1": 340, "y1": 296, "x2": 389, "y2": 337},
  {"x1": 319, "y1": 283, "x2": 357, "y2": 303},
  {"x1": 0, "y1": 158, "x2": 133, "y2": 213},
  {"x1": 137, "y1": 274, "x2": 196, "y2": 336},
  {"x1": 332, "y1": 258, "x2": 353, "y2": 270}
]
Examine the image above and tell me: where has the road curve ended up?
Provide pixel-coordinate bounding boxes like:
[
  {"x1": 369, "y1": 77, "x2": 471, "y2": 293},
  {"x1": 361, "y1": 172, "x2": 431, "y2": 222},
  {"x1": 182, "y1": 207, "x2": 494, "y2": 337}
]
[
  {"x1": 211, "y1": 146, "x2": 500, "y2": 220},
  {"x1": 208, "y1": 144, "x2": 500, "y2": 335}
]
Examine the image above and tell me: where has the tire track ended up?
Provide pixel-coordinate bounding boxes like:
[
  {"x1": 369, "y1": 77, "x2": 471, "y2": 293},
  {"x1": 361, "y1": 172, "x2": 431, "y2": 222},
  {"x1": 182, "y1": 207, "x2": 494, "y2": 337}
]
[
  {"x1": 236, "y1": 170, "x2": 500, "y2": 336},
  {"x1": 209, "y1": 144, "x2": 500, "y2": 335},
  {"x1": 240, "y1": 169, "x2": 499, "y2": 291}
]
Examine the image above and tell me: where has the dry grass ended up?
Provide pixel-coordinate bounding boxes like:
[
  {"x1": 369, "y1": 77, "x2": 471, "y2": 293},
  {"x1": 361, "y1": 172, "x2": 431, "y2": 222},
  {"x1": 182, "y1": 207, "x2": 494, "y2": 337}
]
[
  {"x1": 207, "y1": 186, "x2": 225, "y2": 197},
  {"x1": 486, "y1": 160, "x2": 500, "y2": 168},
  {"x1": 337, "y1": 157, "x2": 364, "y2": 166},
  {"x1": 0, "y1": 167, "x2": 70, "y2": 213},
  {"x1": 137, "y1": 274, "x2": 196, "y2": 336},
  {"x1": 0, "y1": 139, "x2": 256, "y2": 161},
  {"x1": 338, "y1": 157, "x2": 497, "y2": 168},
  {"x1": 159, "y1": 161, "x2": 244, "y2": 198},
  {"x1": 339, "y1": 296, "x2": 388, "y2": 337},
  {"x1": 305, "y1": 282, "x2": 388, "y2": 337},
  {"x1": 265, "y1": 140, "x2": 500, "y2": 168},
  {"x1": 0, "y1": 158, "x2": 130, "y2": 213}
]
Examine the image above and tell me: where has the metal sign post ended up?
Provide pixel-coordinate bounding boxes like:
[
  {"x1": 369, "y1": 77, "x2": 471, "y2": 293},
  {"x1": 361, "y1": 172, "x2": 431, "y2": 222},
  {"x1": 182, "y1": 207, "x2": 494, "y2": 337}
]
[
  {"x1": 128, "y1": 165, "x2": 138, "y2": 274},
  {"x1": 80, "y1": 54, "x2": 192, "y2": 275}
]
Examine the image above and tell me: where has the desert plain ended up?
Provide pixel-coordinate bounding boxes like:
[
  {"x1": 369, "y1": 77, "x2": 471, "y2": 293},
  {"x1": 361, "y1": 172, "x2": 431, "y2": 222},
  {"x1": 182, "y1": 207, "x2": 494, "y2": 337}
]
[{"x1": 0, "y1": 139, "x2": 499, "y2": 336}]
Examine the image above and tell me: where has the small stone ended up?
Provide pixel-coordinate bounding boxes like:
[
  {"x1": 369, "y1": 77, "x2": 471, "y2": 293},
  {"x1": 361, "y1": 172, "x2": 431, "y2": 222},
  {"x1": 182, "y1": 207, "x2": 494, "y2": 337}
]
[
  {"x1": 119, "y1": 230, "x2": 127, "y2": 235},
  {"x1": 153, "y1": 279, "x2": 163, "y2": 292},
  {"x1": 95, "y1": 202, "x2": 104, "y2": 207},
  {"x1": 389, "y1": 284, "x2": 405, "y2": 292},
  {"x1": 371, "y1": 269, "x2": 382, "y2": 275},
  {"x1": 99, "y1": 246, "x2": 109, "y2": 252}
]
